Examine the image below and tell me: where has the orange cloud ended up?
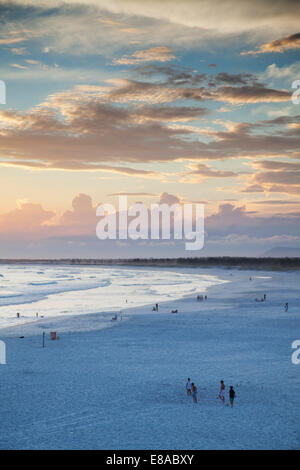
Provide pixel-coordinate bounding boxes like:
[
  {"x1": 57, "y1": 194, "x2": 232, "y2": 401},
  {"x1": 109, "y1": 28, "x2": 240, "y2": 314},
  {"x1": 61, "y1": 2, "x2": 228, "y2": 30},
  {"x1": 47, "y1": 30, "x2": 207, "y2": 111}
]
[
  {"x1": 113, "y1": 46, "x2": 175, "y2": 65},
  {"x1": 242, "y1": 32, "x2": 300, "y2": 55}
]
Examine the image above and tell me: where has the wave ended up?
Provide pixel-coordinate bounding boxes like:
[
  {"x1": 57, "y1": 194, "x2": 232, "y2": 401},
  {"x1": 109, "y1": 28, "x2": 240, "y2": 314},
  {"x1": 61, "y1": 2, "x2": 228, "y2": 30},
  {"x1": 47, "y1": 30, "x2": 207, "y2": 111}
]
[{"x1": 28, "y1": 281, "x2": 58, "y2": 286}]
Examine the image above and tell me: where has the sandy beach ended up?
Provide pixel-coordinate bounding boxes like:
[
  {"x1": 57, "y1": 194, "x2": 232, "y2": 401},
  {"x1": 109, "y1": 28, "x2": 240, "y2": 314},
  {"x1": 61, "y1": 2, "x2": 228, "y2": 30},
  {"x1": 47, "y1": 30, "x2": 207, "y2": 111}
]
[{"x1": 0, "y1": 266, "x2": 299, "y2": 449}]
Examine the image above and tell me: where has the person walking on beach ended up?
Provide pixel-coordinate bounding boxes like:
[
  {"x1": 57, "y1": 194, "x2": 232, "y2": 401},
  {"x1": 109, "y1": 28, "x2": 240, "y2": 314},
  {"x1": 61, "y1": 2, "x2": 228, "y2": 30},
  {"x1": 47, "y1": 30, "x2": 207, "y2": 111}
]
[
  {"x1": 191, "y1": 382, "x2": 198, "y2": 403},
  {"x1": 186, "y1": 378, "x2": 192, "y2": 396},
  {"x1": 219, "y1": 380, "x2": 225, "y2": 404},
  {"x1": 229, "y1": 386, "x2": 236, "y2": 408}
]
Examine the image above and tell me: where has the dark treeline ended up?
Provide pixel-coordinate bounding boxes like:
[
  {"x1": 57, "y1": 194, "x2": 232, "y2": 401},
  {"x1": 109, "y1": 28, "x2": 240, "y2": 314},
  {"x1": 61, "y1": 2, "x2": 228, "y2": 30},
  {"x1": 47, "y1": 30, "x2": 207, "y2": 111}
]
[{"x1": 0, "y1": 257, "x2": 300, "y2": 270}]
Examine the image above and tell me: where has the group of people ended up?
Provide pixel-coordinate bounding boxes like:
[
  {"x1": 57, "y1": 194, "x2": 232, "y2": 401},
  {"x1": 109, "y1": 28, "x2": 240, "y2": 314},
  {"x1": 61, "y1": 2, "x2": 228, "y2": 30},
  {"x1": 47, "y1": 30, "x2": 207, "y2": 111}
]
[
  {"x1": 197, "y1": 294, "x2": 207, "y2": 301},
  {"x1": 185, "y1": 378, "x2": 198, "y2": 403},
  {"x1": 255, "y1": 293, "x2": 267, "y2": 302},
  {"x1": 253, "y1": 295, "x2": 289, "y2": 312},
  {"x1": 186, "y1": 378, "x2": 236, "y2": 408}
]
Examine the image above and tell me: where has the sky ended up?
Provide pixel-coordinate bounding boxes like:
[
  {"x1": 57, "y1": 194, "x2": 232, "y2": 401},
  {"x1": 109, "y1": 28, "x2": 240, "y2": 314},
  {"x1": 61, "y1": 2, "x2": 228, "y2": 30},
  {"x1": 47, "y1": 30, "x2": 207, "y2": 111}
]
[{"x1": 0, "y1": 0, "x2": 299, "y2": 258}]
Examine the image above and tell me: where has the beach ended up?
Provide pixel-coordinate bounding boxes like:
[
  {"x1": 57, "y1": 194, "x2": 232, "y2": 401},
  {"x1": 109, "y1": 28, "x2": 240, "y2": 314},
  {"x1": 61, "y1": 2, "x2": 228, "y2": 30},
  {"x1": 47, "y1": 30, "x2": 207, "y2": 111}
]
[{"x1": 0, "y1": 266, "x2": 299, "y2": 449}]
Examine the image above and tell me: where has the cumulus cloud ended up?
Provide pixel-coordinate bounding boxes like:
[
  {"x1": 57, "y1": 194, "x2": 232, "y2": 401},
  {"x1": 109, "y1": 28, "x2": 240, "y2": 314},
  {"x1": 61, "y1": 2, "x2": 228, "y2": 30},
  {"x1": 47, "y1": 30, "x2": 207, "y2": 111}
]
[
  {"x1": 205, "y1": 202, "x2": 300, "y2": 238},
  {"x1": 263, "y1": 62, "x2": 300, "y2": 82},
  {"x1": 0, "y1": 201, "x2": 55, "y2": 234},
  {"x1": 0, "y1": 194, "x2": 299, "y2": 257},
  {"x1": 159, "y1": 192, "x2": 182, "y2": 205}
]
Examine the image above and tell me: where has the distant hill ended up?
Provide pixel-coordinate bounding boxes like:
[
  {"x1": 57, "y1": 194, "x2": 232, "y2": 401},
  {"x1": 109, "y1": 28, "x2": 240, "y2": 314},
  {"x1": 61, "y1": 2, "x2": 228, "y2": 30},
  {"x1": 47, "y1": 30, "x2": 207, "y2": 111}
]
[{"x1": 262, "y1": 247, "x2": 300, "y2": 258}]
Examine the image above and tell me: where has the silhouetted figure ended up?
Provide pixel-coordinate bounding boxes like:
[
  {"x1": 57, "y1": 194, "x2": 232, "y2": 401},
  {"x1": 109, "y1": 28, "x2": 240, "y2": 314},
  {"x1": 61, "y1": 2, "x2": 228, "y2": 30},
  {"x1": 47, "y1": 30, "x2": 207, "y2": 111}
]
[
  {"x1": 191, "y1": 382, "x2": 198, "y2": 403},
  {"x1": 229, "y1": 386, "x2": 236, "y2": 408},
  {"x1": 219, "y1": 380, "x2": 225, "y2": 404},
  {"x1": 186, "y1": 378, "x2": 192, "y2": 396}
]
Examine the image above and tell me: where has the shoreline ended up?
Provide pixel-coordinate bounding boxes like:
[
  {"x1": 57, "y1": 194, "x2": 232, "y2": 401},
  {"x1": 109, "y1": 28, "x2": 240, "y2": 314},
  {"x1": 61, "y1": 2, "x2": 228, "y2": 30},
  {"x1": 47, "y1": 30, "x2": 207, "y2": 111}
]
[
  {"x1": 0, "y1": 265, "x2": 229, "y2": 332},
  {"x1": 0, "y1": 266, "x2": 278, "y2": 338}
]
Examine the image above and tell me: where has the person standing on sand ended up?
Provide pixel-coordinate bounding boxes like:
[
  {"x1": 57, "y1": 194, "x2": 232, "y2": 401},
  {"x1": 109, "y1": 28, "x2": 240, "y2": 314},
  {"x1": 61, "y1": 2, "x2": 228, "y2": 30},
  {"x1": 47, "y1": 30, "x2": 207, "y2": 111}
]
[
  {"x1": 191, "y1": 382, "x2": 198, "y2": 403},
  {"x1": 229, "y1": 386, "x2": 236, "y2": 408},
  {"x1": 219, "y1": 380, "x2": 225, "y2": 404},
  {"x1": 186, "y1": 378, "x2": 192, "y2": 396}
]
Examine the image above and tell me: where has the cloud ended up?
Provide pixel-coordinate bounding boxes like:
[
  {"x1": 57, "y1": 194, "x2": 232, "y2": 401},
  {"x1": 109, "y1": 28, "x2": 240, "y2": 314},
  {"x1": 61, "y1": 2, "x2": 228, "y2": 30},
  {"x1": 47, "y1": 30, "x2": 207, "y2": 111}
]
[
  {"x1": 249, "y1": 199, "x2": 300, "y2": 205},
  {"x1": 0, "y1": 200, "x2": 55, "y2": 234},
  {"x1": 240, "y1": 159, "x2": 300, "y2": 195},
  {"x1": 58, "y1": 193, "x2": 99, "y2": 235},
  {"x1": 242, "y1": 32, "x2": 300, "y2": 55},
  {"x1": 0, "y1": 82, "x2": 298, "y2": 172},
  {"x1": 159, "y1": 192, "x2": 182, "y2": 205},
  {"x1": 0, "y1": 37, "x2": 26, "y2": 45},
  {"x1": 0, "y1": 86, "x2": 212, "y2": 169},
  {"x1": 205, "y1": 202, "x2": 300, "y2": 238},
  {"x1": 16, "y1": 0, "x2": 300, "y2": 37},
  {"x1": 107, "y1": 192, "x2": 157, "y2": 197},
  {"x1": 113, "y1": 46, "x2": 175, "y2": 65},
  {"x1": 254, "y1": 171, "x2": 300, "y2": 186},
  {"x1": 10, "y1": 47, "x2": 29, "y2": 55},
  {"x1": 135, "y1": 64, "x2": 207, "y2": 86},
  {"x1": 252, "y1": 160, "x2": 300, "y2": 171},
  {"x1": 3, "y1": 0, "x2": 300, "y2": 63},
  {"x1": 181, "y1": 163, "x2": 238, "y2": 182},
  {"x1": 240, "y1": 184, "x2": 265, "y2": 193},
  {"x1": 261, "y1": 62, "x2": 300, "y2": 86},
  {"x1": 0, "y1": 194, "x2": 299, "y2": 257},
  {"x1": 215, "y1": 85, "x2": 290, "y2": 104},
  {"x1": 10, "y1": 63, "x2": 28, "y2": 69},
  {"x1": 108, "y1": 76, "x2": 291, "y2": 105}
]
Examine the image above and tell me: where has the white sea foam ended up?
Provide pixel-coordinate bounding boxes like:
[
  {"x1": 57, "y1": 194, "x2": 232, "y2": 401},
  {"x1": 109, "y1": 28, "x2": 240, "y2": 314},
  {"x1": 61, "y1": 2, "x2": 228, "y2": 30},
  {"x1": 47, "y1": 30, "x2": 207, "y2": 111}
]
[{"x1": 0, "y1": 265, "x2": 225, "y2": 329}]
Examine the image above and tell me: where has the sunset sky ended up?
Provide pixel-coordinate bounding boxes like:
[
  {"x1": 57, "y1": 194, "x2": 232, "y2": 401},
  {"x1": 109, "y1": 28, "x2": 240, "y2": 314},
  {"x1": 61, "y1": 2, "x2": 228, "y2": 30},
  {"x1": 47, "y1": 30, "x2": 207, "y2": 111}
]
[{"x1": 0, "y1": 0, "x2": 299, "y2": 257}]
